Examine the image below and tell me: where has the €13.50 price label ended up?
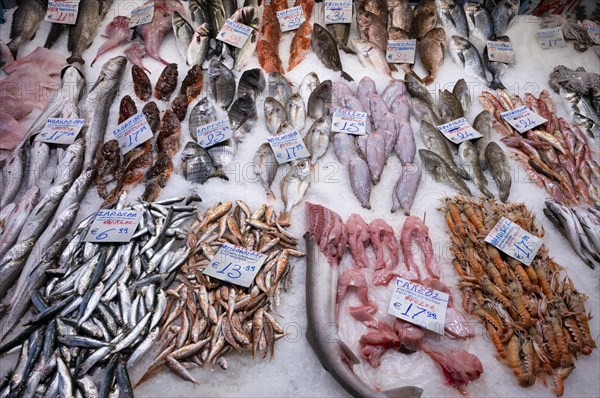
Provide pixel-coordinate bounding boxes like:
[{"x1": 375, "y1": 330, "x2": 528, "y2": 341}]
[
  {"x1": 217, "y1": 19, "x2": 253, "y2": 48},
  {"x1": 485, "y1": 217, "x2": 543, "y2": 266},
  {"x1": 436, "y1": 117, "x2": 483, "y2": 144},
  {"x1": 129, "y1": 3, "x2": 155, "y2": 28},
  {"x1": 331, "y1": 107, "x2": 368, "y2": 135},
  {"x1": 45, "y1": 0, "x2": 80, "y2": 25},
  {"x1": 197, "y1": 119, "x2": 233, "y2": 148},
  {"x1": 203, "y1": 243, "x2": 267, "y2": 287},
  {"x1": 112, "y1": 113, "x2": 153, "y2": 154},
  {"x1": 266, "y1": 130, "x2": 310, "y2": 164},
  {"x1": 36, "y1": 118, "x2": 85, "y2": 145},
  {"x1": 84, "y1": 210, "x2": 142, "y2": 243},
  {"x1": 500, "y1": 106, "x2": 547, "y2": 134}
]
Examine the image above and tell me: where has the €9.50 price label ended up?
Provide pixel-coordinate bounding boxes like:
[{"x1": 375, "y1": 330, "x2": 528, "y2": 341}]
[
  {"x1": 217, "y1": 19, "x2": 253, "y2": 48},
  {"x1": 486, "y1": 41, "x2": 516, "y2": 64},
  {"x1": 36, "y1": 118, "x2": 85, "y2": 145},
  {"x1": 266, "y1": 130, "x2": 310, "y2": 164},
  {"x1": 500, "y1": 106, "x2": 547, "y2": 134},
  {"x1": 112, "y1": 113, "x2": 153, "y2": 154},
  {"x1": 197, "y1": 119, "x2": 233, "y2": 148},
  {"x1": 276, "y1": 6, "x2": 306, "y2": 32},
  {"x1": 203, "y1": 243, "x2": 267, "y2": 287},
  {"x1": 386, "y1": 39, "x2": 417, "y2": 64},
  {"x1": 331, "y1": 107, "x2": 368, "y2": 135},
  {"x1": 485, "y1": 217, "x2": 543, "y2": 266},
  {"x1": 388, "y1": 277, "x2": 449, "y2": 335},
  {"x1": 324, "y1": 0, "x2": 352, "y2": 24},
  {"x1": 84, "y1": 209, "x2": 142, "y2": 243},
  {"x1": 129, "y1": 3, "x2": 155, "y2": 28},
  {"x1": 45, "y1": 0, "x2": 80, "y2": 25},
  {"x1": 436, "y1": 117, "x2": 483, "y2": 144},
  {"x1": 536, "y1": 27, "x2": 567, "y2": 49}
]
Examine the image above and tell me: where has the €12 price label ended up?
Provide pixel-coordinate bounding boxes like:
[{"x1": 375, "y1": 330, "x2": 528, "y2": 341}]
[
  {"x1": 217, "y1": 19, "x2": 253, "y2": 49},
  {"x1": 485, "y1": 217, "x2": 543, "y2": 266},
  {"x1": 112, "y1": 113, "x2": 153, "y2": 154},
  {"x1": 486, "y1": 41, "x2": 516, "y2": 64},
  {"x1": 203, "y1": 243, "x2": 268, "y2": 287},
  {"x1": 500, "y1": 106, "x2": 547, "y2": 134},
  {"x1": 436, "y1": 117, "x2": 482, "y2": 144},
  {"x1": 324, "y1": 0, "x2": 352, "y2": 24},
  {"x1": 331, "y1": 107, "x2": 368, "y2": 135},
  {"x1": 36, "y1": 118, "x2": 85, "y2": 145},
  {"x1": 197, "y1": 119, "x2": 233, "y2": 148},
  {"x1": 536, "y1": 27, "x2": 567, "y2": 49},
  {"x1": 129, "y1": 3, "x2": 155, "y2": 28},
  {"x1": 45, "y1": 0, "x2": 80, "y2": 25},
  {"x1": 583, "y1": 20, "x2": 600, "y2": 45},
  {"x1": 276, "y1": 6, "x2": 306, "y2": 32},
  {"x1": 386, "y1": 39, "x2": 417, "y2": 64},
  {"x1": 388, "y1": 277, "x2": 449, "y2": 335},
  {"x1": 266, "y1": 130, "x2": 311, "y2": 164},
  {"x1": 84, "y1": 210, "x2": 142, "y2": 243}
]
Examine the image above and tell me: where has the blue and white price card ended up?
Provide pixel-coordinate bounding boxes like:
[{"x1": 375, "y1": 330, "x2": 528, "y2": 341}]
[
  {"x1": 217, "y1": 19, "x2": 253, "y2": 48},
  {"x1": 536, "y1": 27, "x2": 566, "y2": 49},
  {"x1": 331, "y1": 107, "x2": 368, "y2": 135},
  {"x1": 266, "y1": 130, "x2": 310, "y2": 164},
  {"x1": 45, "y1": 1, "x2": 80, "y2": 25},
  {"x1": 500, "y1": 106, "x2": 547, "y2": 134},
  {"x1": 197, "y1": 119, "x2": 233, "y2": 148},
  {"x1": 484, "y1": 217, "x2": 543, "y2": 266},
  {"x1": 129, "y1": 3, "x2": 155, "y2": 28},
  {"x1": 324, "y1": 0, "x2": 353, "y2": 24},
  {"x1": 112, "y1": 113, "x2": 153, "y2": 154},
  {"x1": 583, "y1": 20, "x2": 600, "y2": 44},
  {"x1": 84, "y1": 209, "x2": 142, "y2": 243},
  {"x1": 436, "y1": 117, "x2": 482, "y2": 144},
  {"x1": 203, "y1": 243, "x2": 268, "y2": 287},
  {"x1": 386, "y1": 39, "x2": 417, "y2": 64},
  {"x1": 276, "y1": 6, "x2": 305, "y2": 32},
  {"x1": 36, "y1": 118, "x2": 85, "y2": 145},
  {"x1": 388, "y1": 277, "x2": 449, "y2": 335},
  {"x1": 486, "y1": 41, "x2": 516, "y2": 64}
]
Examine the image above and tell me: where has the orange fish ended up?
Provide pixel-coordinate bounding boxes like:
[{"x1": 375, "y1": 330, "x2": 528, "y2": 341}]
[
  {"x1": 261, "y1": 5, "x2": 281, "y2": 46},
  {"x1": 294, "y1": 0, "x2": 315, "y2": 20},
  {"x1": 288, "y1": 22, "x2": 312, "y2": 71},
  {"x1": 271, "y1": 0, "x2": 288, "y2": 13},
  {"x1": 257, "y1": 40, "x2": 284, "y2": 74}
]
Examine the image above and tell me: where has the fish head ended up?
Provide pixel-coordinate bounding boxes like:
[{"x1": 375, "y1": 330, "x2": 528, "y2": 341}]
[
  {"x1": 100, "y1": 56, "x2": 128, "y2": 82},
  {"x1": 317, "y1": 80, "x2": 332, "y2": 97},
  {"x1": 388, "y1": 27, "x2": 410, "y2": 40}
]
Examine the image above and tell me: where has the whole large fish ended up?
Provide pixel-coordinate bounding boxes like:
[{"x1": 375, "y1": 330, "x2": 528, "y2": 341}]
[
  {"x1": 485, "y1": 142, "x2": 511, "y2": 202},
  {"x1": 438, "y1": 89, "x2": 464, "y2": 123},
  {"x1": 411, "y1": 0, "x2": 437, "y2": 39},
  {"x1": 189, "y1": 97, "x2": 217, "y2": 140},
  {"x1": 419, "y1": 149, "x2": 472, "y2": 195},
  {"x1": 351, "y1": 38, "x2": 392, "y2": 76},
  {"x1": 452, "y1": 78, "x2": 471, "y2": 114},
  {"x1": 458, "y1": 140, "x2": 493, "y2": 198},
  {"x1": 181, "y1": 142, "x2": 216, "y2": 184},
  {"x1": 254, "y1": 143, "x2": 279, "y2": 199},
  {"x1": 280, "y1": 160, "x2": 311, "y2": 224},
  {"x1": 81, "y1": 56, "x2": 128, "y2": 168},
  {"x1": 492, "y1": 0, "x2": 519, "y2": 37},
  {"x1": 137, "y1": 0, "x2": 186, "y2": 65},
  {"x1": 289, "y1": 21, "x2": 313, "y2": 71},
  {"x1": 449, "y1": 36, "x2": 489, "y2": 84},
  {"x1": 387, "y1": 0, "x2": 412, "y2": 31},
  {"x1": 420, "y1": 121, "x2": 469, "y2": 179},
  {"x1": 349, "y1": 157, "x2": 372, "y2": 209},
  {"x1": 207, "y1": 138, "x2": 236, "y2": 180},
  {"x1": 357, "y1": 10, "x2": 388, "y2": 52},
  {"x1": 312, "y1": 24, "x2": 354, "y2": 81},
  {"x1": 405, "y1": 74, "x2": 440, "y2": 120},
  {"x1": 7, "y1": 0, "x2": 48, "y2": 58},
  {"x1": 67, "y1": 0, "x2": 115, "y2": 64},
  {"x1": 188, "y1": 23, "x2": 211, "y2": 66},
  {"x1": 436, "y1": 0, "x2": 469, "y2": 37},
  {"x1": 209, "y1": 58, "x2": 236, "y2": 110},
  {"x1": 483, "y1": 35, "x2": 510, "y2": 90},
  {"x1": 391, "y1": 163, "x2": 421, "y2": 215},
  {"x1": 417, "y1": 27, "x2": 446, "y2": 85},
  {"x1": 463, "y1": 2, "x2": 494, "y2": 43}
]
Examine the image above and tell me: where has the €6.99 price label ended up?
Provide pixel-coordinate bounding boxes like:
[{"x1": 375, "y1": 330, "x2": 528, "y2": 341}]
[
  {"x1": 197, "y1": 119, "x2": 233, "y2": 148},
  {"x1": 217, "y1": 19, "x2": 253, "y2": 48},
  {"x1": 129, "y1": 3, "x2": 155, "y2": 28},
  {"x1": 112, "y1": 113, "x2": 153, "y2": 154},
  {"x1": 436, "y1": 117, "x2": 483, "y2": 144},
  {"x1": 36, "y1": 118, "x2": 85, "y2": 144},
  {"x1": 331, "y1": 107, "x2": 368, "y2": 135},
  {"x1": 203, "y1": 243, "x2": 268, "y2": 287},
  {"x1": 276, "y1": 6, "x2": 306, "y2": 32},
  {"x1": 386, "y1": 39, "x2": 417, "y2": 64},
  {"x1": 500, "y1": 106, "x2": 547, "y2": 134},
  {"x1": 84, "y1": 210, "x2": 142, "y2": 243},
  {"x1": 266, "y1": 130, "x2": 310, "y2": 164},
  {"x1": 324, "y1": 0, "x2": 352, "y2": 24},
  {"x1": 485, "y1": 217, "x2": 543, "y2": 266},
  {"x1": 45, "y1": 0, "x2": 80, "y2": 25},
  {"x1": 388, "y1": 277, "x2": 449, "y2": 335}
]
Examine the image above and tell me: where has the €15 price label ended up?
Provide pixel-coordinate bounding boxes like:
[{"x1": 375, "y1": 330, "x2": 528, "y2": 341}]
[
  {"x1": 84, "y1": 210, "x2": 142, "y2": 243},
  {"x1": 276, "y1": 6, "x2": 306, "y2": 32},
  {"x1": 129, "y1": 3, "x2": 155, "y2": 28},
  {"x1": 266, "y1": 130, "x2": 311, "y2": 164},
  {"x1": 485, "y1": 217, "x2": 543, "y2": 266},
  {"x1": 217, "y1": 19, "x2": 253, "y2": 48},
  {"x1": 324, "y1": 0, "x2": 352, "y2": 24},
  {"x1": 45, "y1": 0, "x2": 80, "y2": 25},
  {"x1": 500, "y1": 106, "x2": 547, "y2": 134},
  {"x1": 386, "y1": 40, "x2": 417, "y2": 64},
  {"x1": 536, "y1": 27, "x2": 567, "y2": 49},
  {"x1": 331, "y1": 107, "x2": 368, "y2": 135},
  {"x1": 436, "y1": 117, "x2": 482, "y2": 144},
  {"x1": 203, "y1": 243, "x2": 268, "y2": 287},
  {"x1": 36, "y1": 118, "x2": 85, "y2": 144},
  {"x1": 197, "y1": 119, "x2": 233, "y2": 148},
  {"x1": 486, "y1": 41, "x2": 516, "y2": 64},
  {"x1": 112, "y1": 113, "x2": 153, "y2": 154},
  {"x1": 388, "y1": 277, "x2": 449, "y2": 335}
]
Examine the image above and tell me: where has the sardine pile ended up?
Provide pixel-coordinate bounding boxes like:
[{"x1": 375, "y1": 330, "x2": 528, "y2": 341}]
[
  {"x1": 0, "y1": 195, "x2": 198, "y2": 397},
  {"x1": 479, "y1": 89, "x2": 600, "y2": 205},
  {"x1": 135, "y1": 200, "x2": 303, "y2": 386},
  {"x1": 442, "y1": 195, "x2": 597, "y2": 397}
]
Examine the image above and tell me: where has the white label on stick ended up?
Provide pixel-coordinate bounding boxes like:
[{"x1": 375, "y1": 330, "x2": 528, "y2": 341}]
[
  {"x1": 386, "y1": 39, "x2": 417, "y2": 64},
  {"x1": 536, "y1": 27, "x2": 567, "y2": 49},
  {"x1": 324, "y1": 0, "x2": 352, "y2": 24},
  {"x1": 129, "y1": 3, "x2": 155, "y2": 28},
  {"x1": 500, "y1": 106, "x2": 547, "y2": 134},
  {"x1": 436, "y1": 117, "x2": 482, "y2": 144},
  {"x1": 217, "y1": 19, "x2": 253, "y2": 48},
  {"x1": 331, "y1": 107, "x2": 368, "y2": 135},
  {"x1": 266, "y1": 130, "x2": 311, "y2": 164},
  {"x1": 112, "y1": 113, "x2": 153, "y2": 155},
  {"x1": 197, "y1": 119, "x2": 233, "y2": 148},
  {"x1": 204, "y1": 243, "x2": 268, "y2": 287},
  {"x1": 84, "y1": 210, "x2": 142, "y2": 243},
  {"x1": 45, "y1": 1, "x2": 80, "y2": 25},
  {"x1": 485, "y1": 217, "x2": 543, "y2": 266},
  {"x1": 486, "y1": 41, "x2": 516, "y2": 64},
  {"x1": 388, "y1": 277, "x2": 449, "y2": 335},
  {"x1": 36, "y1": 118, "x2": 85, "y2": 144},
  {"x1": 583, "y1": 20, "x2": 600, "y2": 45},
  {"x1": 276, "y1": 6, "x2": 306, "y2": 32}
]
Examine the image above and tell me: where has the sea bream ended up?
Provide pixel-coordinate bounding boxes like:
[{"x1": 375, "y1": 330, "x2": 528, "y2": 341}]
[{"x1": 254, "y1": 143, "x2": 279, "y2": 199}]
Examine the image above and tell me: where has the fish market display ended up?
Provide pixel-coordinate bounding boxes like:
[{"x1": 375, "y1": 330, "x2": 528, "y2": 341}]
[{"x1": 441, "y1": 195, "x2": 597, "y2": 396}]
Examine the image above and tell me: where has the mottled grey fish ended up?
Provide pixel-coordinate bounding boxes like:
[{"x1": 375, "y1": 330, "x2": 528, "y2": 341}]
[
  {"x1": 438, "y1": 89, "x2": 464, "y2": 123},
  {"x1": 472, "y1": 110, "x2": 493, "y2": 170},
  {"x1": 419, "y1": 149, "x2": 472, "y2": 195},
  {"x1": 7, "y1": 0, "x2": 48, "y2": 58},
  {"x1": 420, "y1": 121, "x2": 469, "y2": 179},
  {"x1": 458, "y1": 140, "x2": 493, "y2": 198},
  {"x1": 485, "y1": 142, "x2": 511, "y2": 202},
  {"x1": 209, "y1": 58, "x2": 236, "y2": 110},
  {"x1": 67, "y1": 0, "x2": 115, "y2": 64},
  {"x1": 181, "y1": 142, "x2": 216, "y2": 184},
  {"x1": 312, "y1": 24, "x2": 354, "y2": 81},
  {"x1": 452, "y1": 78, "x2": 471, "y2": 115}
]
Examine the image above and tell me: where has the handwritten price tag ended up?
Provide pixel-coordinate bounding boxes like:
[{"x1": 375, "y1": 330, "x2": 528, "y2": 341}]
[
  {"x1": 388, "y1": 277, "x2": 449, "y2": 335},
  {"x1": 536, "y1": 27, "x2": 566, "y2": 49},
  {"x1": 276, "y1": 6, "x2": 305, "y2": 32},
  {"x1": 203, "y1": 243, "x2": 267, "y2": 287},
  {"x1": 84, "y1": 210, "x2": 142, "y2": 243},
  {"x1": 112, "y1": 113, "x2": 153, "y2": 154},
  {"x1": 197, "y1": 119, "x2": 233, "y2": 148},
  {"x1": 324, "y1": 0, "x2": 352, "y2": 24},
  {"x1": 485, "y1": 217, "x2": 542, "y2": 266},
  {"x1": 583, "y1": 20, "x2": 600, "y2": 45},
  {"x1": 217, "y1": 19, "x2": 253, "y2": 48},
  {"x1": 266, "y1": 130, "x2": 311, "y2": 164},
  {"x1": 45, "y1": 0, "x2": 80, "y2": 25},
  {"x1": 486, "y1": 41, "x2": 516, "y2": 64},
  {"x1": 35, "y1": 118, "x2": 84, "y2": 144},
  {"x1": 386, "y1": 39, "x2": 416, "y2": 64},
  {"x1": 500, "y1": 106, "x2": 547, "y2": 134},
  {"x1": 331, "y1": 107, "x2": 368, "y2": 135},
  {"x1": 436, "y1": 117, "x2": 482, "y2": 144},
  {"x1": 129, "y1": 3, "x2": 155, "y2": 28}
]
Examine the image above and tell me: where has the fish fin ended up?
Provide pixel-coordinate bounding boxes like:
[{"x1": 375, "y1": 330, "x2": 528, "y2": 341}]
[
  {"x1": 389, "y1": 63, "x2": 398, "y2": 72},
  {"x1": 382, "y1": 386, "x2": 424, "y2": 398},
  {"x1": 338, "y1": 340, "x2": 361, "y2": 365},
  {"x1": 338, "y1": 42, "x2": 356, "y2": 55},
  {"x1": 340, "y1": 70, "x2": 354, "y2": 82},
  {"x1": 489, "y1": 78, "x2": 506, "y2": 90},
  {"x1": 209, "y1": 168, "x2": 229, "y2": 181},
  {"x1": 422, "y1": 75, "x2": 434, "y2": 85}
]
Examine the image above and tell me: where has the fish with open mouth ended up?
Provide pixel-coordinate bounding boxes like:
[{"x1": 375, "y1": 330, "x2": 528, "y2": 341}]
[{"x1": 312, "y1": 24, "x2": 354, "y2": 81}]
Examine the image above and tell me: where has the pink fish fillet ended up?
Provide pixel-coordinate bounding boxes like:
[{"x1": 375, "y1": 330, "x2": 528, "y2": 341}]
[
  {"x1": 421, "y1": 345, "x2": 483, "y2": 394},
  {"x1": 392, "y1": 318, "x2": 424, "y2": 352},
  {"x1": 0, "y1": 64, "x2": 59, "y2": 109},
  {"x1": 0, "y1": 94, "x2": 34, "y2": 120},
  {"x1": 346, "y1": 214, "x2": 371, "y2": 268},
  {"x1": 92, "y1": 16, "x2": 134, "y2": 66},
  {"x1": 400, "y1": 216, "x2": 440, "y2": 281},
  {"x1": 421, "y1": 277, "x2": 473, "y2": 339},
  {"x1": 368, "y1": 219, "x2": 399, "y2": 284},
  {"x1": 124, "y1": 42, "x2": 151, "y2": 74},
  {"x1": 2, "y1": 47, "x2": 66, "y2": 76},
  {"x1": 136, "y1": 0, "x2": 185, "y2": 65},
  {"x1": 359, "y1": 320, "x2": 401, "y2": 368},
  {"x1": 0, "y1": 41, "x2": 14, "y2": 68},
  {"x1": 336, "y1": 268, "x2": 377, "y2": 324},
  {"x1": 305, "y1": 202, "x2": 348, "y2": 266},
  {"x1": 0, "y1": 112, "x2": 27, "y2": 151}
]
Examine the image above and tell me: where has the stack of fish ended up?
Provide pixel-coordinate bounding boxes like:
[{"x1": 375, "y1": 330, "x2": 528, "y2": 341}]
[
  {"x1": 0, "y1": 195, "x2": 197, "y2": 397},
  {"x1": 135, "y1": 200, "x2": 303, "y2": 386}
]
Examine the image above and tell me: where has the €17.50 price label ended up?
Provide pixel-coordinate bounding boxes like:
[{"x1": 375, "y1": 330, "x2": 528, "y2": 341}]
[
  {"x1": 36, "y1": 118, "x2": 85, "y2": 144},
  {"x1": 485, "y1": 217, "x2": 543, "y2": 266},
  {"x1": 266, "y1": 130, "x2": 310, "y2": 164},
  {"x1": 386, "y1": 39, "x2": 416, "y2": 64},
  {"x1": 129, "y1": 3, "x2": 155, "y2": 28},
  {"x1": 203, "y1": 243, "x2": 267, "y2": 287},
  {"x1": 84, "y1": 210, "x2": 142, "y2": 243},
  {"x1": 437, "y1": 117, "x2": 483, "y2": 144},
  {"x1": 324, "y1": 0, "x2": 352, "y2": 24},
  {"x1": 276, "y1": 6, "x2": 306, "y2": 32},
  {"x1": 536, "y1": 27, "x2": 567, "y2": 49},
  {"x1": 500, "y1": 106, "x2": 547, "y2": 134},
  {"x1": 197, "y1": 119, "x2": 233, "y2": 148},
  {"x1": 217, "y1": 19, "x2": 253, "y2": 48},
  {"x1": 112, "y1": 113, "x2": 153, "y2": 154},
  {"x1": 331, "y1": 107, "x2": 368, "y2": 135},
  {"x1": 45, "y1": 1, "x2": 80, "y2": 25}
]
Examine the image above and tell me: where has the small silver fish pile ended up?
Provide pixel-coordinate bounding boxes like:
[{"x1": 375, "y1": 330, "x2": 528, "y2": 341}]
[
  {"x1": 135, "y1": 200, "x2": 304, "y2": 386},
  {"x1": 0, "y1": 195, "x2": 198, "y2": 398},
  {"x1": 544, "y1": 200, "x2": 600, "y2": 269}
]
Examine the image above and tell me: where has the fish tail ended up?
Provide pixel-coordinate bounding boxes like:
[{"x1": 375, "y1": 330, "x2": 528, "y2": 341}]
[
  {"x1": 339, "y1": 43, "x2": 356, "y2": 55},
  {"x1": 340, "y1": 70, "x2": 354, "y2": 82},
  {"x1": 489, "y1": 78, "x2": 506, "y2": 90},
  {"x1": 210, "y1": 167, "x2": 229, "y2": 181},
  {"x1": 422, "y1": 75, "x2": 434, "y2": 85},
  {"x1": 67, "y1": 55, "x2": 85, "y2": 65}
]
